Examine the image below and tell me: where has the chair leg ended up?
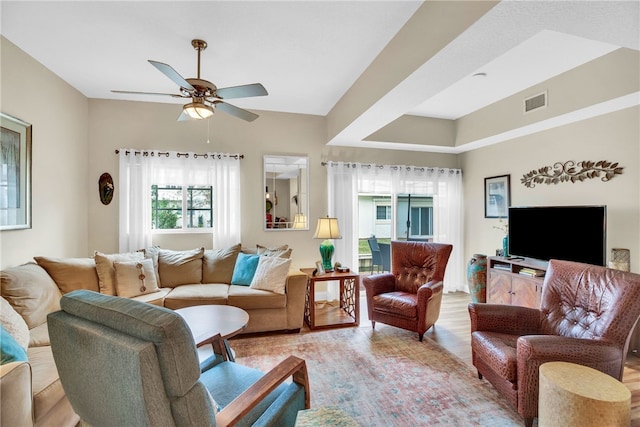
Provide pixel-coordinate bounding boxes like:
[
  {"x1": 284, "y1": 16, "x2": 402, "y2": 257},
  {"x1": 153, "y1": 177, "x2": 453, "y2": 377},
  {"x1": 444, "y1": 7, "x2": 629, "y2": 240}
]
[
  {"x1": 524, "y1": 417, "x2": 534, "y2": 427},
  {"x1": 477, "y1": 371, "x2": 483, "y2": 380},
  {"x1": 418, "y1": 333, "x2": 424, "y2": 342},
  {"x1": 371, "y1": 321, "x2": 375, "y2": 329}
]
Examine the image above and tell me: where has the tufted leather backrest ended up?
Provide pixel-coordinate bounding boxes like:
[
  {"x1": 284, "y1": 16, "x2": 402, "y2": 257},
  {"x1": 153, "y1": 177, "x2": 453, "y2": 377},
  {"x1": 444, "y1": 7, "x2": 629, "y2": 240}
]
[
  {"x1": 392, "y1": 241, "x2": 453, "y2": 294},
  {"x1": 540, "y1": 259, "x2": 640, "y2": 349}
]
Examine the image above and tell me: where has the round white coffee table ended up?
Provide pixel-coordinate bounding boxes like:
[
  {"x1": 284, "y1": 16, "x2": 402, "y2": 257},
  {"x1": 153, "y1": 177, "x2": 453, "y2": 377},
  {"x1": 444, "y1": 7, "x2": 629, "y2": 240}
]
[{"x1": 175, "y1": 305, "x2": 249, "y2": 362}]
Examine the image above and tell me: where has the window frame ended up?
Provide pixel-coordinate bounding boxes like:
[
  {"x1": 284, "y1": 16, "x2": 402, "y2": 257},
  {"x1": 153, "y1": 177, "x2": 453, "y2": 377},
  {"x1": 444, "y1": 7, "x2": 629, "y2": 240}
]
[{"x1": 151, "y1": 184, "x2": 213, "y2": 233}]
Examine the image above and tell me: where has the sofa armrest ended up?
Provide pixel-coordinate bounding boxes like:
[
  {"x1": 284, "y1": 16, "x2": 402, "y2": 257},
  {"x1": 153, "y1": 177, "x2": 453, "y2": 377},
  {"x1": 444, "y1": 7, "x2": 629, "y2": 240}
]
[
  {"x1": 1, "y1": 361, "x2": 33, "y2": 427},
  {"x1": 284, "y1": 272, "x2": 308, "y2": 331},
  {"x1": 215, "y1": 355, "x2": 309, "y2": 427}
]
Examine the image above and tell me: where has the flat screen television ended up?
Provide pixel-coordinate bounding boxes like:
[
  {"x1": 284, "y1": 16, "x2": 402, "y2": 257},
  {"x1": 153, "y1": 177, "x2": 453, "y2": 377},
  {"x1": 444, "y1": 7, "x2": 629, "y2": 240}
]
[{"x1": 508, "y1": 205, "x2": 606, "y2": 266}]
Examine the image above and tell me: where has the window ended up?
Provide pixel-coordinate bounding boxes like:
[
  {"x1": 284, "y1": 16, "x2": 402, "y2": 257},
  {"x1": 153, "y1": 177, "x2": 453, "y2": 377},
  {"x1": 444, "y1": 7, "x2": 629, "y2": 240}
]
[
  {"x1": 151, "y1": 185, "x2": 213, "y2": 230},
  {"x1": 376, "y1": 205, "x2": 391, "y2": 220},
  {"x1": 410, "y1": 206, "x2": 433, "y2": 237}
]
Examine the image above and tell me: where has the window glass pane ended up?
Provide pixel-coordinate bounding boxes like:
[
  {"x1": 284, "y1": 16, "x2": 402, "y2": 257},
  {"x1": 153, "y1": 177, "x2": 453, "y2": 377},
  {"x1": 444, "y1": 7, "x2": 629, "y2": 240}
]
[{"x1": 152, "y1": 185, "x2": 182, "y2": 229}]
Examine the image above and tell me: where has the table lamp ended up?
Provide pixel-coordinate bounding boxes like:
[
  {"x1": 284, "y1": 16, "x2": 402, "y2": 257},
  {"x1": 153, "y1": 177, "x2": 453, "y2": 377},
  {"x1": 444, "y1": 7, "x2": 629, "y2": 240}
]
[
  {"x1": 292, "y1": 213, "x2": 307, "y2": 229},
  {"x1": 313, "y1": 217, "x2": 341, "y2": 272}
]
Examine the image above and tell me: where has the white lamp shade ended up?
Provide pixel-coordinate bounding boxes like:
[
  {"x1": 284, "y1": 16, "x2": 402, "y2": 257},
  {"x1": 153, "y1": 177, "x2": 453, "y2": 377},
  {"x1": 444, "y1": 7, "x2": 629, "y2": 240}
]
[
  {"x1": 292, "y1": 214, "x2": 307, "y2": 229},
  {"x1": 313, "y1": 217, "x2": 341, "y2": 239},
  {"x1": 183, "y1": 102, "x2": 214, "y2": 119}
]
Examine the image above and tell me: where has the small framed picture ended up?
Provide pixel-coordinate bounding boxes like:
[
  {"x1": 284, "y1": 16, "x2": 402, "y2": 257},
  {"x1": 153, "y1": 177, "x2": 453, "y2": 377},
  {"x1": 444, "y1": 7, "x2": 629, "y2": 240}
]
[
  {"x1": 315, "y1": 260, "x2": 325, "y2": 275},
  {"x1": 484, "y1": 175, "x2": 511, "y2": 218}
]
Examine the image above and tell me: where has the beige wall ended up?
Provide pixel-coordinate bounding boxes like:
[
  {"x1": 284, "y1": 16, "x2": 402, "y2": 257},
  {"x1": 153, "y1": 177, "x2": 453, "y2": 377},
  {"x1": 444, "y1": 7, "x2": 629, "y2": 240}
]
[
  {"x1": 460, "y1": 106, "x2": 640, "y2": 273},
  {"x1": 0, "y1": 37, "x2": 89, "y2": 269},
  {"x1": 87, "y1": 98, "x2": 457, "y2": 271}
]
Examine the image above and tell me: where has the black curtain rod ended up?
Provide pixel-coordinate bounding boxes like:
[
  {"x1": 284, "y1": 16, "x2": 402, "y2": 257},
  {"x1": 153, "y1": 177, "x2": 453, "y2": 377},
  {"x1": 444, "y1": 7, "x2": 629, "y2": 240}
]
[{"x1": 115, "y1": 149, "x2": 243, "y2": 160}]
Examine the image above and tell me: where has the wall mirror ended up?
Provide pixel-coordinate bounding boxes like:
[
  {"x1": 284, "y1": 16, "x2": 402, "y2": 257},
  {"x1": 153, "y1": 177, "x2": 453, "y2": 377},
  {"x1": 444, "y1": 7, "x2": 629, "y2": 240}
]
[{"x1": 263, "y1": 155, "x2": 309, "y2": 231}]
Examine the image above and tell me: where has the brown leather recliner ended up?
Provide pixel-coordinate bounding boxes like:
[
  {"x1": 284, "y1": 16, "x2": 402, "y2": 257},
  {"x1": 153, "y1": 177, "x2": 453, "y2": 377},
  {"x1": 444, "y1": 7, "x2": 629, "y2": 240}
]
[
  {"x1": 363, "y1": 241, "x2": 453, "y2": 341},
  {"x1": 469, "y1": 259, "x2": 640, "y2": 427}
]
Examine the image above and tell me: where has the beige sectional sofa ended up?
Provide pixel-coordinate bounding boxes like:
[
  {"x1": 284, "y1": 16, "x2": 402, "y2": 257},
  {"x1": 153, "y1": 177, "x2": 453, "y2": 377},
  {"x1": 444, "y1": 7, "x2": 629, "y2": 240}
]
[{"x1": 0, "y1": 243, "x2": 307, "y2": 427}]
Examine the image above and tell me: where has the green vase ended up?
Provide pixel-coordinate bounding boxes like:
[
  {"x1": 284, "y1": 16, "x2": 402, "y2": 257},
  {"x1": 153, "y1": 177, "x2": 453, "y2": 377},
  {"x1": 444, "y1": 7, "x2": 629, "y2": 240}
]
[
  {"x1": 466, "y1": 254, "x2": 487, "y2": 303},
  {"x1": 502, "y1": 235, "x2": 509, "y2": 257}
]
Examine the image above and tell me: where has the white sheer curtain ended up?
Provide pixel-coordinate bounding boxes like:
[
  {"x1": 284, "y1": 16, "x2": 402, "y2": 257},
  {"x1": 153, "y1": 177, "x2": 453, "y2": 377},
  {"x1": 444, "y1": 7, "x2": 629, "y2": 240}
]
[
  {"x1": 118, "y1": 149, "x2": 241, "y2": 252},
  {"x1": 325, "y1": 161, "x2": 465, "y2": 293}
]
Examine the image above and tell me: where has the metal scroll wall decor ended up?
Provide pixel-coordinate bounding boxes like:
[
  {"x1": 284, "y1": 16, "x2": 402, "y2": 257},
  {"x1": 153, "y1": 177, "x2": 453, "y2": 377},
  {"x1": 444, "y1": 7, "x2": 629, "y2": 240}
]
[{"x1": 521, "y1": 160, "x2": 623, "y2": 188}]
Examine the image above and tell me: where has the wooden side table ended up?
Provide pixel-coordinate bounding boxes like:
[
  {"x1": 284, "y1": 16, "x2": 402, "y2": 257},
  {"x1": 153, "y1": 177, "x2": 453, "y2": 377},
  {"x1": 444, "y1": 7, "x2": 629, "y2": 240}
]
[{"x1": 300, "y1": 268, "x2": 359, "y2": 330}]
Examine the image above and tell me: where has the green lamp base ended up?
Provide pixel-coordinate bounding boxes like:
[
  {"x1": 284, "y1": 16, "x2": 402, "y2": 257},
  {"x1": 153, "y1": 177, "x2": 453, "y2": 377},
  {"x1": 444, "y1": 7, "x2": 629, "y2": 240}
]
[{"x1": 319, "y1": 239, "x2": 335, "y2": 272}]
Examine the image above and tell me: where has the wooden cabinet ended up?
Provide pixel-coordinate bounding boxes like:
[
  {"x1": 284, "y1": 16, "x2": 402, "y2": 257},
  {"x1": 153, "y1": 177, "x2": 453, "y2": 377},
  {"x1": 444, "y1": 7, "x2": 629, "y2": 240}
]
[{"x1": 487, "y1": 257, "x2": 547, "y2": 309}]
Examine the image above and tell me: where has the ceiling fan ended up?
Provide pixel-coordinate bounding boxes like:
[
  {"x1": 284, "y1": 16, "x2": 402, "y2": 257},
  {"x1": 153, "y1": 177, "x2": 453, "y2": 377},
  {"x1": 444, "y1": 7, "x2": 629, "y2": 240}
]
[{"x1": 112, "y1": 39, "x2": 267, "y2": 122}]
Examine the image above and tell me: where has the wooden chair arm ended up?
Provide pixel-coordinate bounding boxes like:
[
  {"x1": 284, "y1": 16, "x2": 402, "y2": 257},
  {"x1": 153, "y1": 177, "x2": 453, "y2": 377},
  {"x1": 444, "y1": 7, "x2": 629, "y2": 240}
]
[{"x1": 215, "y1": 355, "x2": 310, "y2": 427}]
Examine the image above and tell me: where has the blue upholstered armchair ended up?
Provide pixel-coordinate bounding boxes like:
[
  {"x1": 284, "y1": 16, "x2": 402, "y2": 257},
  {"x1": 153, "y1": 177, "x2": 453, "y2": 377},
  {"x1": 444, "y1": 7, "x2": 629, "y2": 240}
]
[{"x1": 47, "y1": 290, "x2": 309, "y2": 427}]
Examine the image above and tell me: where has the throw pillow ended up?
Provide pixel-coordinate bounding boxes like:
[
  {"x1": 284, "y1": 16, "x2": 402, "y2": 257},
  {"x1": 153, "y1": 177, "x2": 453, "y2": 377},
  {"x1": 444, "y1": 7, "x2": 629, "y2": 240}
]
[
  {"x1": 0, "y1": 297, "x2": 29, "y2": 350},
  {"x1": 0, "y1": 262, "x2": 62, "y2": 329},
  {"x1": 256, "y1": 244, "x2": 292, "y2": 259},
  {"x1": 94, "y1": 251, "x2": 145, "y2": 295},
  {"x1": 0, "y1": 325, "x2": 28, "y2": 364},
  {"x1": 203, "y1": 243, "x2": 241, "y2": 284},
  {"x1": 158, "y1": 248, "x2": 204, "y2": 287},
  {"x1": 113, "y1": 259, "x2": 160, "y2": 298},
  {"x1": 33, "y1": 256, "x2": 100, "y2": 294},
  {"x1": 231, "y1": 253, "x2": 260, "y2": 286},
  {"x1": 138, "y1": 246, "x2": 161, "y2": 286},
  {"x1": 250, "y1": 256, "x2": 292, "y2": 295}
]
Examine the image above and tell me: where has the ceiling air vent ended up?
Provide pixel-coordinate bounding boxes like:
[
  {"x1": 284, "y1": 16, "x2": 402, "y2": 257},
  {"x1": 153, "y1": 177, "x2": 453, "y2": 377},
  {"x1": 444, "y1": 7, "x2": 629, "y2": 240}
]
[{"x1": 524, "y1": 91, "x2": 547, "y2": 114}]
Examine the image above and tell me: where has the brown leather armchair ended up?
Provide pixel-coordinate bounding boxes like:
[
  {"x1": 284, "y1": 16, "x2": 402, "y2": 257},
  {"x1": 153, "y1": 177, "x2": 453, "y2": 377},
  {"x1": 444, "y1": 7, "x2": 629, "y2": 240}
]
[
  {"x1": 363, "y1": 241, "x2": 453, "y2": 341},
  {"x1": 469, "y1": 259, "x2": 640, "y2": 427}
]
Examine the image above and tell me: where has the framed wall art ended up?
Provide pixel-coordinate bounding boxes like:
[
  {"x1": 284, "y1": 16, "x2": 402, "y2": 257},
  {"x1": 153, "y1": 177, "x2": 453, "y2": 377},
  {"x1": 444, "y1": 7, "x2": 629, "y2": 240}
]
[
  {"x1": 1, "y1": 113, "x2": 32, "y2": 230},
  {"x1": 484, "y1": 174, "x2": 510, "y2": 218}
]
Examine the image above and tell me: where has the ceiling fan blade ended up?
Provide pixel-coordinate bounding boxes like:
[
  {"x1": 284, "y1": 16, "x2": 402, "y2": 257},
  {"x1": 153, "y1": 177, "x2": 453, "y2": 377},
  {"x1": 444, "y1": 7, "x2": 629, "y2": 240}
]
[
  {"x1": 177, "y1": 109, "x2": 192, "y2": 122},
  {"x1": 148, "y1": 60, "x2": 195, "y2": 91},
  {"x1": 215, "y1": 83, "x2": 268, "y2": 100},
  {"x1": 111, "y1": 90, "x2": 185, "y2": 98},
  {"x1": 214, "y1": 101, "x2": 259, "y2": 122}
]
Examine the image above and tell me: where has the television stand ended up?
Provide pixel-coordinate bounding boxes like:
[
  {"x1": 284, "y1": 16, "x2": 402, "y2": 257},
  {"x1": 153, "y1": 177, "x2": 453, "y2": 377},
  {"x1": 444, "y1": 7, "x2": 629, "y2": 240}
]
[{"x1": 487, "y1": 256, "x2": 548, "y2": 308}]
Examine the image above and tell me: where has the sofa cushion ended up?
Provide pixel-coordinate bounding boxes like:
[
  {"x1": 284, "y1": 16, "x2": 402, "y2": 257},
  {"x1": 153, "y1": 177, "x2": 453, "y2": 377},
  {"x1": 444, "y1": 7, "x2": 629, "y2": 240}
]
[
  {"x1": 256, "y1": 244, "x2": 292, "y2": 259},
  {"x1": 231, "y1": 253, "x2": 260, "y2": 286},
  {"x1": 250, "y1": 256, "x2": 291, "y2": 295},
  {"x1": 114, "y1": 259, "x2": 160, "y2": 298},
  {"x1": 28, "y1": 341, "x2": 78, "y2": 424},
  {"x1": 28, "y1": 323, "x2": 50, "y2": 348},
  {"x1": 94, "y1": 250, "x2": 145, "y2": 295},
  {"x1": 1, "y1": 263, "x2": 62, "y2": 329},
  {"x1": 163, "y1": 284, "x2": 230, "y2": 310},
  {"x1": 33, "y1": 256, "x2": 100, "y2": 294},
  {"x1": 228, "y1": 285, "x2": 287, "y2": 310},
  {"x1": 203, "y1": 244, "x2": 241, "y2": 284},
  {"x1": 158, "y1": 248, "x2": 204, "y2": 287},
  {"x1": 0, "y1": 325, "x2": 28, "y2": 363},
  {"x1": 0, "y1": 296, "x2": 29, "y2": 349},
  {"x1": 131, "y1": 288, "x2": 172, "y2": 306}
]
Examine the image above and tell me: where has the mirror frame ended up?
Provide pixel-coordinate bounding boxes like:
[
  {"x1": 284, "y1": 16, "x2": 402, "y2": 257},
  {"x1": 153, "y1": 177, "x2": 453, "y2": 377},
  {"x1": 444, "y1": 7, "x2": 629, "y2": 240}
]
[{"x1": 263, "y1": 155, "x2": 309, "y2": 231}]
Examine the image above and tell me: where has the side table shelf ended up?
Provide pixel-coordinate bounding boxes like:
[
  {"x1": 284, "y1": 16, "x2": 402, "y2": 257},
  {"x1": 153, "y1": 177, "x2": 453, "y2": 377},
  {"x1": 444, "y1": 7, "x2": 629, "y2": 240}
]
[{"x1": 300, "y1": 268, "x2": 360, "y2": 330}]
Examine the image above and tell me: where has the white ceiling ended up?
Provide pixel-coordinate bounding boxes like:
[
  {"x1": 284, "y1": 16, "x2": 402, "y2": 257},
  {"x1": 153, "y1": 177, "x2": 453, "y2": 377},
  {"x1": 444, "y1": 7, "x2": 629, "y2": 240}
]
[{"x1": 1, "y1": 1, "x2": 639, "y2": 151}]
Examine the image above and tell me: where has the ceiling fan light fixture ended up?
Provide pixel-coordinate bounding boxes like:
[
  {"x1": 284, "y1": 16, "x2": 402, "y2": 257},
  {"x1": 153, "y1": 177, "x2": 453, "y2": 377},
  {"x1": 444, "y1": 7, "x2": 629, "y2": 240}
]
[{"x1": 183, "y1": 102, "x2": 214, "y2": 119}]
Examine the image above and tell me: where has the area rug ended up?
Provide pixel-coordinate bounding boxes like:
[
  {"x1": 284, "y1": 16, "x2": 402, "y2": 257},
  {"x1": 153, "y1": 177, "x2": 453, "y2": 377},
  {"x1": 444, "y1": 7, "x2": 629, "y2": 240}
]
[{"x1": 230, "y1": 326, "x2": 522, "y2": 426}]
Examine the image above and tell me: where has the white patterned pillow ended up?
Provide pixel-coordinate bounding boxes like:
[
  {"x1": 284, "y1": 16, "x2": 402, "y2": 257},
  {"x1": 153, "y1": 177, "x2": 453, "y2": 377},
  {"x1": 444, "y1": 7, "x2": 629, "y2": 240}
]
[
  {"x1": 0, "y1": 296, "x2": 29, "y2": 350},
  {"x1": 113, "y1": 259, "x2": 160, "y2": 298},
  {"x1": 250, "y1": 256, "x2": 291, "y2": 295}
]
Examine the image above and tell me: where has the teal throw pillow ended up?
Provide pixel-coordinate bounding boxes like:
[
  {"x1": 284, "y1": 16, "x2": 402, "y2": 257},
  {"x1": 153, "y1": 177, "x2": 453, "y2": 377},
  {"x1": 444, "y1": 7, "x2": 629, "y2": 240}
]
[
  {"x1": 1, "y1": 325, "x2": 28, "y2": 364},
  {"x1": 231, "y1": 253, "x2": 260, "y2": 286}
]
